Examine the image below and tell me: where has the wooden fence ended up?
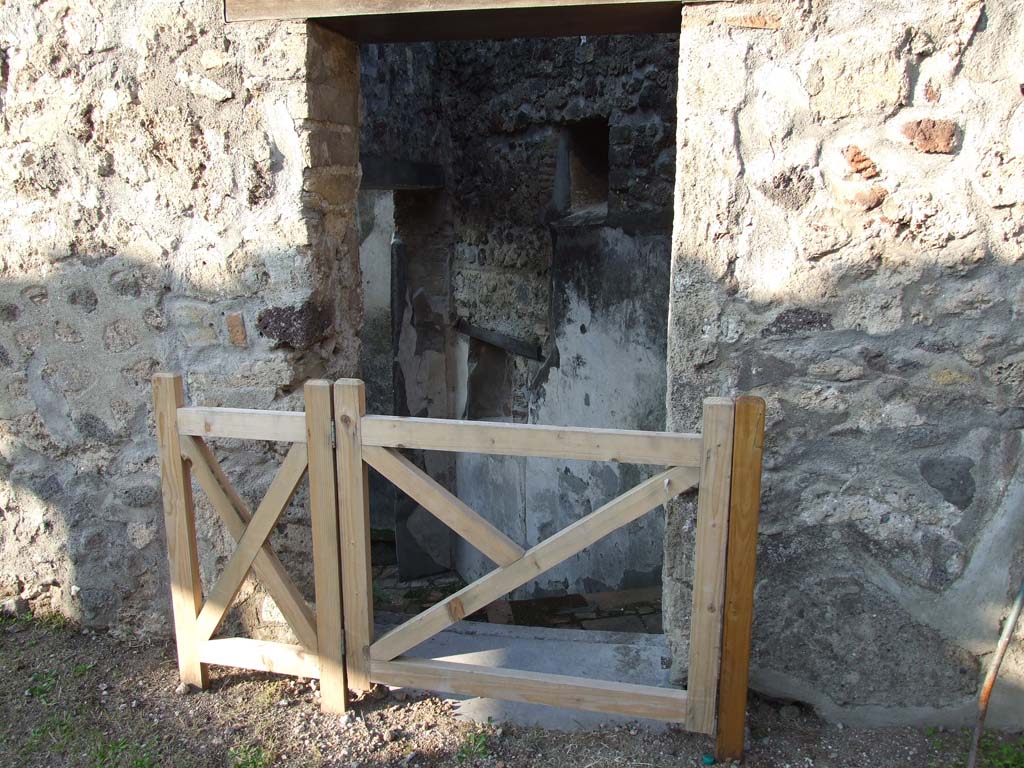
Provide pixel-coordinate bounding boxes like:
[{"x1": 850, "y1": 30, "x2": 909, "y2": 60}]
[{"x1": 153, "y1": 374, "x2": 765, "y2": 761}]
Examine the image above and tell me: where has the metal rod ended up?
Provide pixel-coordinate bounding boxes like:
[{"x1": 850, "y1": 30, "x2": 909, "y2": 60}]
[{"x1": 967, "y1": 576, "x2": 1024, "y2": 768}]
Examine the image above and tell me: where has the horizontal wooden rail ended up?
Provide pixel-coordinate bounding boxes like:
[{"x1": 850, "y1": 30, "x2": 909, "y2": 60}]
[
  {"x1": 199, "y1": 638, "x2": 322, "y2": 679},
  {"x1": 177, "y1": 407, "x2": 307, "y2": 443},
  {"x1": 371, "y1": 658, "x2": 688, "y2": 722},
  {"x1": 361, "y1": 416, "x2": 702, "y2": 467},
  {"x1": 176, "y1": 408, "x2": 702, "y2": 467}
]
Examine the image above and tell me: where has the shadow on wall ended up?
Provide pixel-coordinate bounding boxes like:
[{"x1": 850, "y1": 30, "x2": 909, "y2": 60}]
[
  {"x1": 0, "y1": 248, "x2": 344, "y2": 640},
  {"x1": 0, "y1": 9, "x2": 363, "y2": 639},
  {"x1": 663, "y1": 221, "x2": 1024, "y2": 728}
]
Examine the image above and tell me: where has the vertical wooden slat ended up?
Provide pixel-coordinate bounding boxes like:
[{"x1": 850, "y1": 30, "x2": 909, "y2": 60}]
[
  {"x1": 153, "y1": 373, "x2": 209, "y2": 689},
  {"x1": 305, "y1": 381, "x2": 348, "y2": 713},
  {"x1": 686, "y1": 397, "x2": 735, "y2": 734},
  {"x1": 334, "y1": 379, "x2": 374, "y2": 693},
  {"x1": 715, "y1": 396, "x2": 766, "y2": 761}
]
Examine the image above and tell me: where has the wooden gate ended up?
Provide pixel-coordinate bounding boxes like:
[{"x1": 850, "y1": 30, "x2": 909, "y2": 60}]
[{"x1": 153, "y1": 374, "x2": 765, "y2": 760}]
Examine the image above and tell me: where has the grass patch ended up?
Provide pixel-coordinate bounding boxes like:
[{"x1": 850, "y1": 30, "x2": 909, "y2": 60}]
[
  {"x1": 22, "y1": 712, "x2": 77, "y2": 757},
  {"x1": 0, "y1": 609, "x2": 76, "y2": 633},
  {"x1": 25, "y1": 670, "x2": 57, "y2": 705},
  {"x1": 32, "y1": 611, "x2": 77, "y2": 633},
  {"x1": 926, "y1": 729, "x2": 1024, "y2": 768},
  {"x1": 20, "y1": 713, "x2": 159, "y2": 768},
  {"x1": 254, "y1": 679, "x2": 285, "y2": 708},
  {"x1": 977, "y1": 734, "x2": 1024, "y2": 768},
  {"x1": 456, "y1": 727, "x2": 490, "y2": 763},
  {"x1": 88, "y1": 736, "x2": 161, "y2": 768},
  {"x1": 229, "y1": 744, "x2": 274, "y2": 768}
]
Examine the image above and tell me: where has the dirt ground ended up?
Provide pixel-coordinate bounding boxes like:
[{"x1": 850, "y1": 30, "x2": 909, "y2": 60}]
[{"x1": 1, "y1": 614, "x2": 1020, "y2": 768}]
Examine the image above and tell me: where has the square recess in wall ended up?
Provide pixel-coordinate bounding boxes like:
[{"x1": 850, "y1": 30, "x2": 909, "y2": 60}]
[
  {"x1": 553, "y1": 117, "x2": 610, "y2": 216},
  {"x1": 570, "y1": 118, "x2": 610, "y2": 210}
]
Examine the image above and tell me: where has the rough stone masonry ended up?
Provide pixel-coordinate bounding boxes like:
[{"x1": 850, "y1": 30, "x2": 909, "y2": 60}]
[
  {"x1": 0, "y1": 0, "x2": 1021, "y2": 730},
  {"x1": 0, "y1": 2, "x2": 362, "y2": 636},
  {"x1": 663, "y1": 0, "x2": 1024, "y2": 728}
]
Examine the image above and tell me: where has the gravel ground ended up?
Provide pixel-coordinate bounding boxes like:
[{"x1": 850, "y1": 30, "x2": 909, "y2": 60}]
[{"x1": 1, "y1": 614, "x2": 1020, "y2": 768}]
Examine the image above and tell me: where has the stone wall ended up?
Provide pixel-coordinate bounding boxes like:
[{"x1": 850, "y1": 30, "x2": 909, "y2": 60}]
[
  {"x1": 663, "y1": 0, "x2": 1024, "y2": 725},
  {"x1": 360, "y1": 42, "x2": 444, "y2": 168},
  {"x1": 0, "y1": 3, "x2": 361, "y2": 636},
  {"x1": 440, "y1": 35, "x2": 677, "y2": 353},
  {"x1": 3, "y1": 0, "x2": 1021, "y2": 726}
]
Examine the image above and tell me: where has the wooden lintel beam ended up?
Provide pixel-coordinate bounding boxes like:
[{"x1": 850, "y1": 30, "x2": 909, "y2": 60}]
[
  {"x1": 225, "y1": 1, "x2": 730, "y2": 42},
  {"x1": 229, "y1": 0, "x2": 696, "y2": 22},
  {"x1": 455, "y1": 318, "x2": 542, "y2": 362}
]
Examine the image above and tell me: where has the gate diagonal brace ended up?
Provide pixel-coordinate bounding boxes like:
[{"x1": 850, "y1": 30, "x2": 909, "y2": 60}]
[
  {"x1": 370, "y1": 465, "x2": 698, "y2": 661},
  {"x1": 194, "y1": 443, "x2": 309, "y2": 644},
  {"x1": 181, "y1": 436, "x2": 319, "y2": 651},
  {"x1": 363, "y1": 445, "x2": 525, "y2": 567}
]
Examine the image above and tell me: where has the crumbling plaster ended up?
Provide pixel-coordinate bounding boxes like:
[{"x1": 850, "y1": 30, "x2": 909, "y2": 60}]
[{"x1": 664, "y1": 0, "x2": 1024, "y2": 725}]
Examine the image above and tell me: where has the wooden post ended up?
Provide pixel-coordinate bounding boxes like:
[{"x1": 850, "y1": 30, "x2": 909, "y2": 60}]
[
  {"x1": 715, "y1": 396, "x2": 766, "y2": 762},
  {"x1": 305, "y1": 381, "x2": 348, "y2": 713},
  {"x1": 153, "y1": 373, "x2": 209, "y2": 689},
  {"x1": 334, "y1": 379, "x2": 374, "y2": 693},
  {"x1": 686, "y1": 398, "x2": 735, "y2": 734}
]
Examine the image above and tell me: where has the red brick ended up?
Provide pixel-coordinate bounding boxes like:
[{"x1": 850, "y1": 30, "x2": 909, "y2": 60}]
[
  {"x1": 902, "y1": 119, "x2": 957, "y2": 154},
  {"x1": 843, "y1": 146, "x2": 880, "y2": 179},
  {"x1": 226, "y1": 313, "x2": 247, "y2": 347}
]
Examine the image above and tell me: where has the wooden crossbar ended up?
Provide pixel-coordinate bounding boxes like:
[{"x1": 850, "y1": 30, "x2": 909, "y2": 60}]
[
  {"x1": 177, "y1": 407, "x2": 307, "y2": 443},
  {"x1": 371, "y1": 657, "x2": 689, "y2": 722},
  {"x1": 195, "y1": 443, "x2": 308, "y2": 643},
  {"x1": 224, "y1": 0, "x2": 733, "y2": 43},
  {"x1": 370, "y1": 465, "x2": 698, "y2": 661},
  {"x1": 181, "y1": 436, "x2": 318, "y2": 651},
  {"x1": 199, "y1": 638, "x2": 322, "y2": 679},
  {"x1": 361, "y1": 416, "x2": 703, "y2": 467},
  {"x1": 363, "y1": 446, "x2": 525, "y2": 566}
]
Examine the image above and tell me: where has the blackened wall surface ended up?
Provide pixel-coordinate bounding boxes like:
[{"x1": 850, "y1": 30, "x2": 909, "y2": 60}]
[
  {"x1": 439, "y1": 35, "x2": 678, "y2": 349},
  {"x1": 360, "y1": 43, "x2": 445, "y2": 167},
  {"x1": 360, "y1": 34, "x2": 679, "y2": 592},
  {"x1": 416, "y1": 35, "x2": 679, "y2": 594}
]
